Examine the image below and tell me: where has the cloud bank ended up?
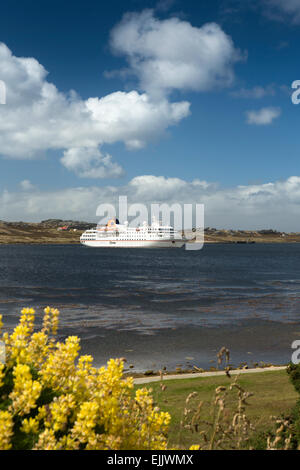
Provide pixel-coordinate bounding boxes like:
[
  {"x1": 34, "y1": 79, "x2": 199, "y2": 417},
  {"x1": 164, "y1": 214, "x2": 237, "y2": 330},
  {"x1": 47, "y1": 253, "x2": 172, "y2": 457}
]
[{"x1": 2, "y1": 175, "x2": 300, "y2": 231}]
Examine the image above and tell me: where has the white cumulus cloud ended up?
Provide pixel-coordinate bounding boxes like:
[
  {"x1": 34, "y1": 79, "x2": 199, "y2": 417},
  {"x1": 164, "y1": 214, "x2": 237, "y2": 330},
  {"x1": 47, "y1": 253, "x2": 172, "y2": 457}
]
[
  {"x1": 109, "y1": 9, "x2": 243, "y2": 98},
  {"x1": 0, "y1": 10, "x2": 244, "y2": 179},
  {"x1": 20, "y1": 180, "x2": 36, "y2": 191},
  {"x1": 61, "y1": 147, "x2": 124, "y2": 179},
  {"x1": 246, "y1": 107, "x2": 281, "y2": 125},
  {"x1": 0, "y1": 42, "x2": 190, "y2": 177}
]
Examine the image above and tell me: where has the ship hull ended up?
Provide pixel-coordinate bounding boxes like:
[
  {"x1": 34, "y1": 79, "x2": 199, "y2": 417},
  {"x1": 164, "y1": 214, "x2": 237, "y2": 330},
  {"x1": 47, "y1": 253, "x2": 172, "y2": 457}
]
[{"x1": 80, "y1": 239, "x2": 185, "y2": 248}]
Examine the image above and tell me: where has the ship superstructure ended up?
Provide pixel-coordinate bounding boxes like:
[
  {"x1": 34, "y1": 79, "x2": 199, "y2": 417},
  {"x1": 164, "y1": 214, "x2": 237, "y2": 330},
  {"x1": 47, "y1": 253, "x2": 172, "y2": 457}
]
[{"x1": 80, "y1": 218, "x2": 185, "y2": 248}]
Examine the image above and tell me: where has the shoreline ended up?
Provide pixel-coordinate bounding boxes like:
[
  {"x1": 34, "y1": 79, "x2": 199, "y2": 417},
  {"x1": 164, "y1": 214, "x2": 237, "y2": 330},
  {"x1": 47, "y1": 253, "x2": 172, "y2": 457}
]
[
  {"x1": 76, "y1": 319, "x2": 297, "y2": 374},
  {"x1": 1, "y1": 240, "x2": 300, "y2": 245},
  {"x1": 132, "y1": 365, "x2": 288, "y2": 384},
  {"x1": 1, "y1": 220, "x2": 300, "y2": 244}
]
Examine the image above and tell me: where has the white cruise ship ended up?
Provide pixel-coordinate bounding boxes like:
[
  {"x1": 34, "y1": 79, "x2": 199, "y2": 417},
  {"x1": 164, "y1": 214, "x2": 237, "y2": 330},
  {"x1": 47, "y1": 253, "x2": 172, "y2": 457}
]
[{"x1": 80, "y1": 218, "x2": 186, "y2": 248}]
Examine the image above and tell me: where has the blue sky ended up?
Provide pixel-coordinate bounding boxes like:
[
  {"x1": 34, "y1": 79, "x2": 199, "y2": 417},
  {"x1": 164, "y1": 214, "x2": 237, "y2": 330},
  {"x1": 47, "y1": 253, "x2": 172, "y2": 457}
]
[{"x1": 0, "y1": 0, "x2": 300, "y2": 229}]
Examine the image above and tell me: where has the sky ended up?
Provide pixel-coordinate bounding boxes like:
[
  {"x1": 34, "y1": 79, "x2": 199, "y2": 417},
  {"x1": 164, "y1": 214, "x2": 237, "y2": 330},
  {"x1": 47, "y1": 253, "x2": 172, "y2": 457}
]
[{"x1": 0, "y1": 0, "x2": 300, "y2": 229}]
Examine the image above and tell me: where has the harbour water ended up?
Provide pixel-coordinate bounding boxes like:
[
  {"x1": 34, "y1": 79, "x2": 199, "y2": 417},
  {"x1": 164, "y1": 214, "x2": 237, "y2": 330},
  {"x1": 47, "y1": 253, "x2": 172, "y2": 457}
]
[{"x1": 0, "y1": 243, "x2": 299, "y2": 371}]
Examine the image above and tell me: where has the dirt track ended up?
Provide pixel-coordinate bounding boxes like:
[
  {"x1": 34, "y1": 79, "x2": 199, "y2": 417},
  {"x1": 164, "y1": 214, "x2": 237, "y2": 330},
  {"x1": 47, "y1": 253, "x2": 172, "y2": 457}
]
[{"x1": 133, "y1": 366, "x2": 287, "y2": 385}]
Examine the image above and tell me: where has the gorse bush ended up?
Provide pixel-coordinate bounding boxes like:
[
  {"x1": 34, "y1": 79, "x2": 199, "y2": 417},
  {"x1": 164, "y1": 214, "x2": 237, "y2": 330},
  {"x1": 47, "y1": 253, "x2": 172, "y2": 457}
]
[
  {"x1": 287, "y1": 363, "x2": 300, "y2": 395},
  {"x1": 286, "y1": 362, "x2": 300, "y2": 448},
  {"x1": 0, "y1": 308, "x2": 171, "y2": 450},
  {"x1": 0, "y1": 307, "x2": 295, "y2": 451}
]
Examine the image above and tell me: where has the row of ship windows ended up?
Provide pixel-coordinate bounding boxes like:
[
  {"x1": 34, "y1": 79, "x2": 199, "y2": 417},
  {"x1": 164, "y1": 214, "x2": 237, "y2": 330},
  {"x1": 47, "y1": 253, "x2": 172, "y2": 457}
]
[
  {"x1": 83, "y1": 238, "x2": 176, "y2": 241},
  {"x1": 84, "y1": 234, "x2": 175, "y2": 238},
  {"x1": 86, "y1": 230, "x2": 176, "y2": 234},
  {"x1": 83, "y1": 237, "x2": 173, "y2": 240}
]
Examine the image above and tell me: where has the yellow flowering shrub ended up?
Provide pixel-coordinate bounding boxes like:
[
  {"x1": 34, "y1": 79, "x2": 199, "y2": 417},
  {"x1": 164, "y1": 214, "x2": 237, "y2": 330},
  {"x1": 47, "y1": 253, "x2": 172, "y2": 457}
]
[{"x1": 0, "y1": 307, "x2": 171, "y2": 450}]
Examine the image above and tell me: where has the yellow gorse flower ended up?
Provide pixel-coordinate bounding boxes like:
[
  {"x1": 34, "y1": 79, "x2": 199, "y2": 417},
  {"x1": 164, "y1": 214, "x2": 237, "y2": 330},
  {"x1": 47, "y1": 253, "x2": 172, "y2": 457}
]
[
  {"x1": 0, "y1": 364, "x2": 4, "y2": 389},
  {"x1": 0, "y1": 307, "x2": 172, "y2": 450},
  {"x1": 21, "y1": 417, "x2": 39, "y2": 434},
  {"x1": 9, "y1": 363, "x2": 42, "y2": 416},
  {"x1": 0, "y1": 411, "x2": 14, "y2": 450}
]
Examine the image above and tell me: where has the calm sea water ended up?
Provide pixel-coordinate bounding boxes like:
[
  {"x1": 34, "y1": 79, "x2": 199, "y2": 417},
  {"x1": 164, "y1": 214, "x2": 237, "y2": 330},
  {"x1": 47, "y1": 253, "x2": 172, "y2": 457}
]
[{"x1": 0, "y1": 243, "x2": 299, "y2": 370}]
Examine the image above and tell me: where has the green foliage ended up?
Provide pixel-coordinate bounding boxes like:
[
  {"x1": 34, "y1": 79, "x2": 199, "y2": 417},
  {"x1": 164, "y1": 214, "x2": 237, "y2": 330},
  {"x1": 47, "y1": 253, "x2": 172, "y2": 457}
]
[
  {"x1": 246, "y1": 430, "x2": 268, "y2": 450},
  {"x1": 285, "y1": 362, "x2": 300, "y2": 447},
  {"x1": 287, "y1": 362, "x2": 300, "y2": 394}
]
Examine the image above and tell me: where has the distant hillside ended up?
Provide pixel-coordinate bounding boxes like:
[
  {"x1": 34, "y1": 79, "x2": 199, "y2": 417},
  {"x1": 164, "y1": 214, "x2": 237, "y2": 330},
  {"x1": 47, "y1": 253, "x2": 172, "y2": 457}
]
[
  {"x1": 0, "y1": 220, "x2": 299, "y2": 244},
  {"x1": 0, "y1": 220, "x2": 93, "y2": 244},
  {"x1": 188, "y1": 227, "x2": 300, "y2": 243}
]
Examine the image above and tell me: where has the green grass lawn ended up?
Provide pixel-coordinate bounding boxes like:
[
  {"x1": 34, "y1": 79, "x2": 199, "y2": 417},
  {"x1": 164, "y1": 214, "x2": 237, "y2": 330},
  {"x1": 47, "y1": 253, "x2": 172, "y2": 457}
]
[{"x1": 135, "y1": 370, "x2": 298, "y2": 449}]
